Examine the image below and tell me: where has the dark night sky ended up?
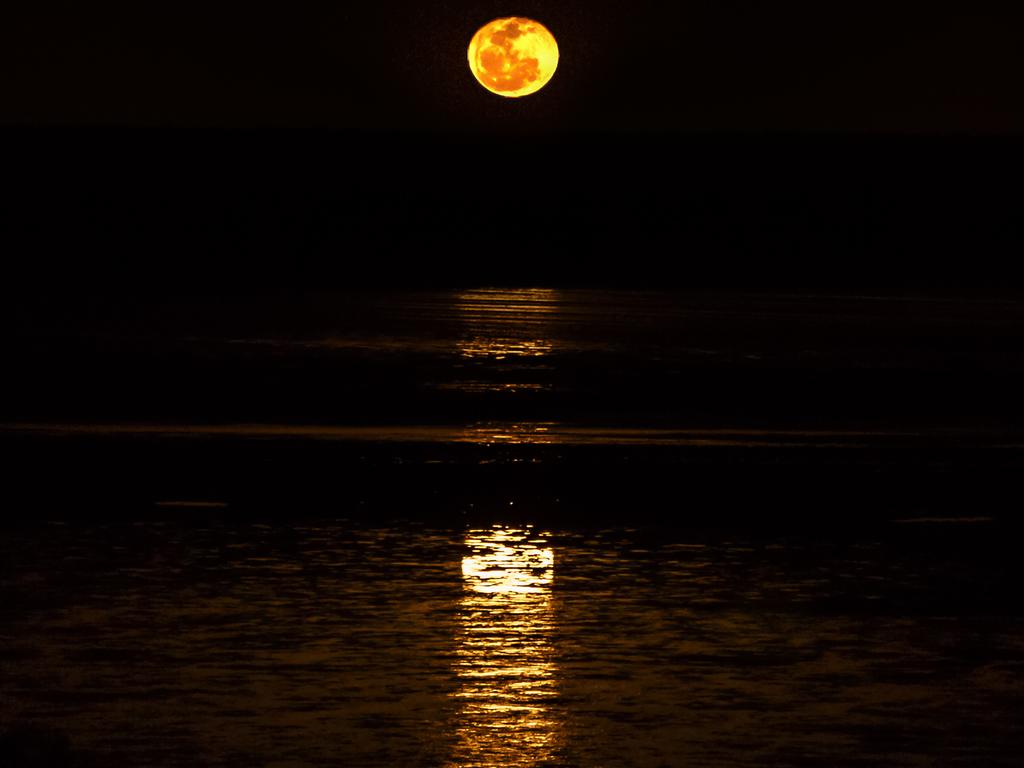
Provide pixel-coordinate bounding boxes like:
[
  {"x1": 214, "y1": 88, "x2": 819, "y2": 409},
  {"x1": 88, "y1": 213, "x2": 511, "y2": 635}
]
[
  {"x1": 2, "y1": 1, "x2": 1022, "y2": 133},
  {"x1": 2, "y1": 2, "x2": 1023, "y2": 299}
]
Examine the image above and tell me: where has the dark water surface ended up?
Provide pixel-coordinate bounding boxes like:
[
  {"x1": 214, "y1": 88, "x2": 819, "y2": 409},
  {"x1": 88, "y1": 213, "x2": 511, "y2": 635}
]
[
  {"x1": 5, "y1": 289, "x2": 1024, "y2": 764},
  {"x1": 3, "y1": 518, "x2": 1023, "y2": 767},
  {"x1": 7, "y1": 289, "x2": 1024, "y2": 528},
  {"x1": 9, "y1": 288, "x2": 1024, "y2": 430}
]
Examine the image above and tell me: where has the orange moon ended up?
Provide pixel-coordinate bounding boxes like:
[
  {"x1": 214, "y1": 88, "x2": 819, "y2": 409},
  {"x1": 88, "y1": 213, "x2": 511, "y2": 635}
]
[{"x1": 467, "y1": 17, "x2": 559, "y2": 98}]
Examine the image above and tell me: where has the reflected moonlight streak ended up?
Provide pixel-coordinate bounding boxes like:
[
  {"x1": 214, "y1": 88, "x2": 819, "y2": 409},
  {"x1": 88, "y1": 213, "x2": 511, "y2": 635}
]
[
  {"x1": 455, "y1": 288, "x2": 559, "y2": 362},
  {"x1": 451, "y1": 526, "x2": 561, "y2": 767}
]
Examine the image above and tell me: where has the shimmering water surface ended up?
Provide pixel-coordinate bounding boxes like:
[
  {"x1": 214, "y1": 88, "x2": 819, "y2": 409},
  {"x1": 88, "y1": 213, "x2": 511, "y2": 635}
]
[
  {"x1": 9, "y1": 287, "x2": 1024, "y2": 432},
  {"x1": 3, "y1": 519, "x2": 1023, "y2": 767},
  {"x1": 5, "y1": 289, "x2": 1024, "y2": 765}
]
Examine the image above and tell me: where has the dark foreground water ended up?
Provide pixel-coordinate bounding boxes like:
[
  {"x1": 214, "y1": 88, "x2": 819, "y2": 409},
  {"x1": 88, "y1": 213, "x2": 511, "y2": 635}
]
[
  {"x1": 4, "y1": 289, "x2": 1024, "y2": 764},
  {"x1": 3, "y1": 518, "x2": 1023, "y2": 767}
]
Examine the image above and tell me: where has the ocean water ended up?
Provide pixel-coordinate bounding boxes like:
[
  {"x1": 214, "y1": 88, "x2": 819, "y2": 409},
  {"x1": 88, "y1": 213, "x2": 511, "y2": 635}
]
[
  {"x1": 2, "y1": 519, "x2": 1023, "y2": 767},
  {"x1": 6, "y1": 287, "x2": 1024, "y2": 528},
  {"x1": 8, "y1": 287, "x2": 1024, "y2": 431},
  {"x1": 4, "y1": 289, "x2": 1024, "y2": 765}
]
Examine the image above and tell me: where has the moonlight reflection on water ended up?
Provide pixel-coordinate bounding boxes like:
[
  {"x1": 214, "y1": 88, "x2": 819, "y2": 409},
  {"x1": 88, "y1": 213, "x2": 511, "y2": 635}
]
[
  {"x1": 452, "y1": 526, "x2": 560, "y2": 767},
  {"x1": 1, "y1": 519, "x2": 1022, "y2": 766},
  {"x1": 455, "y1": 288, "x2": 559, "y2": 362}
]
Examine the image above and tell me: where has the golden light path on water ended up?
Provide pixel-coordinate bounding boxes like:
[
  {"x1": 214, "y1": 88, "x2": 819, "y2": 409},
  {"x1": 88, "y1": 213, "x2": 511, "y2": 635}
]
[
  {"x1": 452, "y1": 526, "x2": 560, "y2": 767},
  {"x1": 455, "y1": 288, "x2": 559, "y2": 362}
]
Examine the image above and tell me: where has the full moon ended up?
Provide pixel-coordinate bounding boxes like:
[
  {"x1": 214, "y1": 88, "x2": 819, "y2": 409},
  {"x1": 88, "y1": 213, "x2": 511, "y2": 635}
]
[{"x1": 467, "y1": 17, "x2": 559, "y2": 98}]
